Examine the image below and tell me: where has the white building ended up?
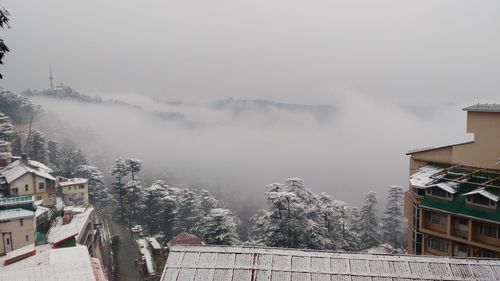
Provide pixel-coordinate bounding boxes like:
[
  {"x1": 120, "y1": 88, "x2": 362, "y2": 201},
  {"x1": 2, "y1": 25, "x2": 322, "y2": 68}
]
[
  {"x1": 0, "y1": 157, "x2": 56, "y2": 207},
  {"x1": 59, "y1": 178, "x2": 89, "y2": 205},
  {"x1": 0, "y1": 208, "x2": 35, "y2": 255}
]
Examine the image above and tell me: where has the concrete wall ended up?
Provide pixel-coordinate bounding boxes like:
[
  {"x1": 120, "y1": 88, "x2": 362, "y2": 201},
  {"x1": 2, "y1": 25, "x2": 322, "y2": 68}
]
[{"x1": 0, "y1": 215, "x2": 35, "y2": 255}]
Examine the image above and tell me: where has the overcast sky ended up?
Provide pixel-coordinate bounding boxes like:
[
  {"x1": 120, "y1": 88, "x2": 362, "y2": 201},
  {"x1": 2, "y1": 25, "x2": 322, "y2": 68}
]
[{"x1": 2, "y1": 0, "x2": 499, "y2": 105}]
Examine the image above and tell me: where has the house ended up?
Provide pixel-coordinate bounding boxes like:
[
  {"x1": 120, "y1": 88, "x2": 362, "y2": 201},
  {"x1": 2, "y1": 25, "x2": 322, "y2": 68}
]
[
  {"x1": 59, "y1": 177, "x2": 90, "y2": 205},
  {"x1": 0, "y1": 195, "x2": 37, "y2": 255},
  {"x1": 47, "y1": 206, "x2": 96, "y2": 256},
  {"x1": 405, "y1": 104, "x2": 500, "y2": 257},
  {"x1": 0, "y1": 208, "x2": 35, "y2": 256},
  {"x1": 0, "y1": 244, "x2": 107, "y2": 281},
  {"x1": 0, "y1": 155, "x2": 56, "y2": 207},
  {"x1": 160, "y1": 245, "x2": 500, "y2": 281},
  {"x1": 167, "y1": 232, "x2": 204, "y2": 248}
]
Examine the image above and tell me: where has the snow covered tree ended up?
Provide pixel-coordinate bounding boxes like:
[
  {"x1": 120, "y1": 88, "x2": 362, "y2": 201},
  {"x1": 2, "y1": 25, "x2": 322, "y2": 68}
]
[
  {"x1": 317, "y1": 193, "x2": 346, "y2": 250},
  {"x1": 0, "y1": 7, "x2": 9, "y2": 79},
  {"x1": 59, "y1": 141, "x2": 88, "y2": 177},
  {"x1": 357, "y1": 191, "x2": 381, "y2": 250},
  {"x1": 196, "y1": 208, "x2": 240, "y2": 245},
  {"x1": 175, "y1": 190, "x2": 202, "y2": 233},
  {"x1": 112, "y1": 158, "x2": 129, "y2": 221},
  {"x1": 125, "y1": 158, "x2": 142, "y2": 181},
  {"x1": 75, "y1": 165, "x2": 112, "y2": 207},
  {"x1": 199, "y1": 189, "x2": 220, "y2": 216},
  {"x1": 26, "y1": 130, "x2": 47, "y2": 162},
  {"x1": 251, "y1": 179, "x2": 320, "y2": 249},
  {"x1": 381, "y1": 185, "x2": 406, "y2": 249},
  {"x1": 142, "y1": 181, "x2": 169, "y2": 234}
]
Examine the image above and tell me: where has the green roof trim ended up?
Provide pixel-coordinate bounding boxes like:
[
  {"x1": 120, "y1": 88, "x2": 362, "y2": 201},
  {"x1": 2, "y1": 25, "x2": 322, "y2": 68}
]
[{"x1": 421, "y1": 194, "x2": 500, "y2": 223}]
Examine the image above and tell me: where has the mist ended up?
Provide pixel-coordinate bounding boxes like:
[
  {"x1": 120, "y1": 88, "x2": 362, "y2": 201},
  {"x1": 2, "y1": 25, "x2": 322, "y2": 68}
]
[{"x1": 30, "y1": 92, "x2": 468, "y2": 207}]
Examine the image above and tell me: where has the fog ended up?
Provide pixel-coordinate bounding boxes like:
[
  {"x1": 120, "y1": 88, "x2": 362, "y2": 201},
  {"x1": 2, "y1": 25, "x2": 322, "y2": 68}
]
[
  {"x1": 1, "y1": 0, "x2": 499, "y2": 206},
  {"x1": 31, "y1": 92, "x2": 468, "y2": 206}
]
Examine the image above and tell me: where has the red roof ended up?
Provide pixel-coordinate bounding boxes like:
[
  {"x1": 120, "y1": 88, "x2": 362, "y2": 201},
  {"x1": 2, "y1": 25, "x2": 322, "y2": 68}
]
[{"x1": 167, "y1": 232, "x2": 204, "y2": 246}]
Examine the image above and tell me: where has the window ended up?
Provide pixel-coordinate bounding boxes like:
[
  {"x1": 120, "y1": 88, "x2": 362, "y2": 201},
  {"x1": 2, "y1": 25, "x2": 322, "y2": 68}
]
[
  {"x1": 479, "y1": 250, "x2": 497, "y2": 258},
  {"x1": 466, "y1": 195, "x2": 497, "y2": 208},
  {"x1": 25, "y1": 235, "x2": 29, "y2": 242},
  {"x1": 36, "y1": 196, "x2": 42, "y2": 200},
  {"x1": 79, "y1": 185, "x2": 84, "y2": 189},
  {"x1": 39, "y1": 182, "x2": 45, "y2": 189},
  {"x1": 20, "y1": 219, "x2": 23, "y2": 226},
  {"x1": 428, "y1": 236, "x2": 447, "y2": 252},
  {"x1": 479, "y1": 224, "x2": 500, "y2": 239},
  {"x1": 68, "y1": 186, "x2": 72, "y2": 190},
  {"x1": 426, "y1": 186, "x2": 452, "y2": 199},
  {"x1": 413, "y1": 205, "x2": 420, "y2": 228},
  {"x1": 454, "y1": 244, "x2": 468, "y2": 257},
  {"x1": 6, "y1": 238, "x2": 9, "y2": 245},
  {"x1": 427, "y1": 212, "x2": 446, "y2": 225},
  {"x1": 454, "y1": 218, "x2": 468, "y2": 231},
  {"x1": 25, "y1": 184, "x2": 29, "y2": 191},
  {"x1": 11, "y1": 188, "x2": 18, "y2": 196}
]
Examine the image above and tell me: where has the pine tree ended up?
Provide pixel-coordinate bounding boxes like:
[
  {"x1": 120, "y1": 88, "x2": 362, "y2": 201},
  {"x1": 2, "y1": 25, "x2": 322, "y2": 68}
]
[
  {"x1": 199, "y1": 189, "x2": 220, "y2": 216},
  {"x1": 112, "y1": 158, "x2": 129, "y2": 221},
  {"x1": 142, "y1": 181, "x2": 169, "y2": 234},
  {"x1": 196, "y1": 208, "x2": 240, "y2": 245},
  {"x1": 358, "y1": 191, "x2": 381, "y2": 250},
  {"x1": 175, "y1": 190, "x2": 202, "y2": 233},
  {"x1": 381, "y1": 185, "x2": 406, "y2": 249},
  {"x1": 125, "y1": 158, "x2": 142, "y2": 220}
]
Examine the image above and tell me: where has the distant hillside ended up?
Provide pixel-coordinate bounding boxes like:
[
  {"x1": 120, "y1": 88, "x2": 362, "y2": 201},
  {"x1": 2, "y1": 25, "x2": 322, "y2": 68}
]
[
  {"x1": 211, "y1": 98, "x2": 336, "y2": 122},
  {"x1": 0, "y1": 89, "x2": 41, "y2": 124},
  {"x1": 23, "y1": 85, "x2": 102, "y2": 103}
]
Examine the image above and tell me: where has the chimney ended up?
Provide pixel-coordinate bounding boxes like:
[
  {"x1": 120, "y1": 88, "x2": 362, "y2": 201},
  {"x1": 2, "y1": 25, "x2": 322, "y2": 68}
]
[{"x1": 63, "y1": 212, "x2": 74, "y2": 225}]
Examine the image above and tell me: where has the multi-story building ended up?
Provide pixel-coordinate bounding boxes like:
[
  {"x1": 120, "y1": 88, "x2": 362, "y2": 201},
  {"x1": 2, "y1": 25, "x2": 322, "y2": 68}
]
[
  {"x1": 0, "y1": 196, "x2": 37, "y2": 255},
  {"x1": 59, "y1": 178, "x2": 89, "y2": 205},
  {"x1": 0, "y1": 155, "x2": 56, "y2": 207},
  {"x1": 405, "y1": 104, "x2": 500, "y2": 257}
]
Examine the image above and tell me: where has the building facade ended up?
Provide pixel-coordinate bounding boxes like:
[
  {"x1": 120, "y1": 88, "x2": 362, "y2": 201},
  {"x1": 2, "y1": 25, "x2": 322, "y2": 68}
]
[
  {"x1": 0, "y1": 208, "x2": 35, "y2": 255},
  {"x1": 0, "y1": 157, "x2": 56, "y2": 207},
  {"x1": 59, "y1": 178, "x2": 89, "y2": 205},
  {"x1": 405, "y1": 104, "x2": 500, "y2": 257}
]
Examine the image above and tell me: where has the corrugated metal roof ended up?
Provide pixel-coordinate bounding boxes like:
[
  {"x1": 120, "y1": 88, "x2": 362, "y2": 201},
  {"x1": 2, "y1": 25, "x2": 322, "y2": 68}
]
[
  {"x1": 161, "y1": 245, "x2": 500, "y2": 281},
  {"x1": 0, "y1": 159, "x2": 55, "y2": 183},
  {"x1": 0, "y1": 208, "x2": 34, "y2": 221}
]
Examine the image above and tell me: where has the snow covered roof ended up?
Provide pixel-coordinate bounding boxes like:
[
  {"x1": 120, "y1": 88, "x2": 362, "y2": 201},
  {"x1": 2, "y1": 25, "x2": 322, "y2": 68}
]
[
  {"x1": 149, "y1": 237, "x2": 162, "y2": 250},
  {"x1": 0, "y1": 245, "x2": 103, "y2": 281},
  {"x1": 4, "y1": 244, "x2": 36, "y2": 265},
  {"x1": 47, "y1": 207, "x2": 93, "y2": 244},
  {"x1": 63, "y1": 206, "x2": 87, "y2": 213},
  {"x1": 59, "y1": 178, "x2": 88, "y2": 187},
  {"x1": 463, "y1": 103, "x2": 500, "y2": 113},
  {"x1": 0, "y1": 159, "x2": 55, "y2": 183},
  {"x1": 167, "y1": 232, "x2": 204, "y2": 247},
  {"x1": 35, "y1": 206, "x2": 51, "y2": 219},
  {"x1": 160, "y1": 245, "x2": 500, "y2": 281},
  {"x1": 409, "y1": 165, "x2": 444, "y2": 188},
  {"x1": 427, "y1": 182, "x2": 458, "y2": 194},
  {"x1": 138, "y1": 238, "x2": 155, "y2": 275},
  {"x1": 0, "y1": 208, "x2": 34, "y2": 222},
  {"x1": 464, "y1": 188, "x2": 500, "y2": 202}
]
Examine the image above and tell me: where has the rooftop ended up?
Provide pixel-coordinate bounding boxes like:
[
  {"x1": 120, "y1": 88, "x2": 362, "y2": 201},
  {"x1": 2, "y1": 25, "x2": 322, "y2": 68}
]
[
  {"x1": 0, "y1": 159, "x2": 55, "y2": 183},
  {"x1": 59, "y1": 178, "x2": 88, "y2": 187},
  {"x1": 167, "y1": 232, "x2": 205, "y2": 247},
  {"x1": 410, "y1": 164, "x2": 500, "y2": 223},
  {"x1": 161, "y1": 245, "x2": 500, "y2": 281},
  {"x1": 0, "y1": 245, "x2": 106, "y2": 281},
  {"x1": 47, "y1": 207, "x2": 93, "y2": 244},
  {"x1": 0, "y1": 208, "x2": 34, "y2": 222},
  {"x1": 463, "y1": 103, "x2": 500, "y2": 113}
]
